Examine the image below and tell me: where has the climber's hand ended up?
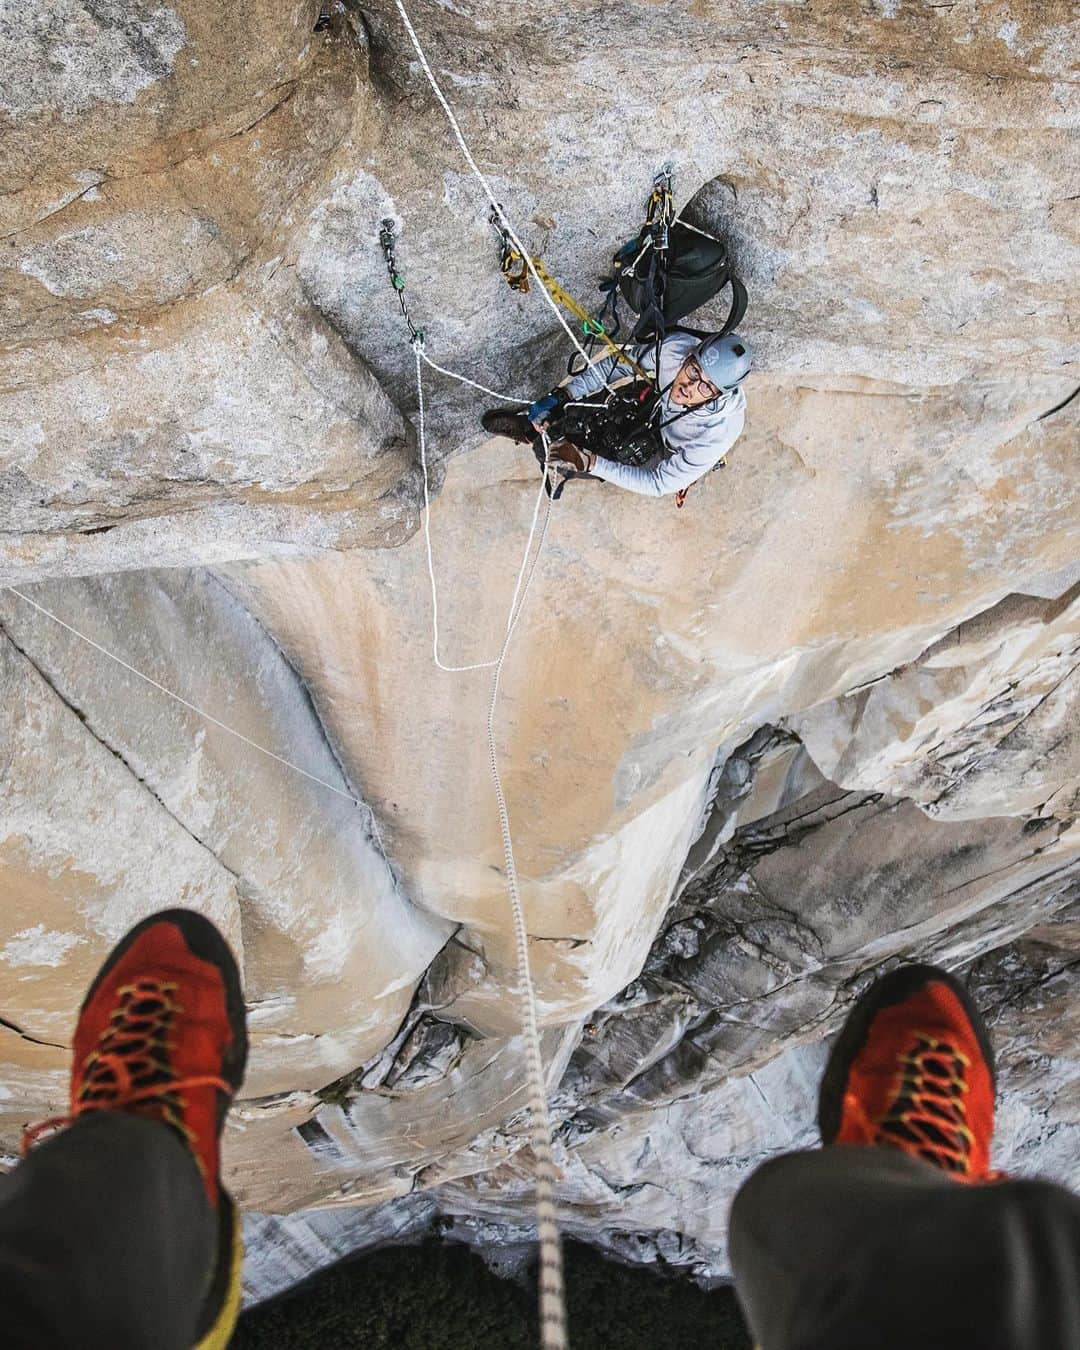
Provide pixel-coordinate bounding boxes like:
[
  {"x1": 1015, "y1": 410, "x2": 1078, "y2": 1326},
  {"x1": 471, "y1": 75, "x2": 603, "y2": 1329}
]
[
  {"x1": 527, "y1": 393, "x2": 560, "y2": 430},
  {"x1": 547, "y1": 442, "x2": 595, "y2": 474}
]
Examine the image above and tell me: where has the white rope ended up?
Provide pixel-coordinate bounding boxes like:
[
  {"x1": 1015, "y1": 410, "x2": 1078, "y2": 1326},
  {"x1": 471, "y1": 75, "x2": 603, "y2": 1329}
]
[
  {"x1": 414, "y1": 344, "x2": 549, "y2": 674},
  {"x1": 394, "y1": 0, "x2": 601, "y2": 394},
  {"x1": 412, "y1": 342, "x2": 566, "y2": 1343},
  {"x1": 418, "y1": 348, "x2": 530, "y2": 405},
  {"x1": 4, "y1": 588, "x2": 367, "y2": 808},
  {"x1": 389, "y1": 20, "x2": 572, "y2": 1335},
  {"x1": 421, "y1": 344, "x2": 629, "y2": 414},
  {"x1": 0, "y1": 582, "x2": 418, "y2": 937},
  {"x1": 0, "y1": 584, "x2": 444, "y2": 964},
  {"x1": 482, "y1": 507, "x2": 566, "y2": 1347},
  {"x1": 673, "y1": 214, "x2": 721, "y2": 243}
]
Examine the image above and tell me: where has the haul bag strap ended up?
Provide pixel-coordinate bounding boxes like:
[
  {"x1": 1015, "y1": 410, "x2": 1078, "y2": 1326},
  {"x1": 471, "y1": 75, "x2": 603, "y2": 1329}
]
[
  {"x1": 672, "y1": 276, "x2": 747, "y2": 341},
  {"x1": 720, "y1": 275, "x2": 748, "y2": 336}
]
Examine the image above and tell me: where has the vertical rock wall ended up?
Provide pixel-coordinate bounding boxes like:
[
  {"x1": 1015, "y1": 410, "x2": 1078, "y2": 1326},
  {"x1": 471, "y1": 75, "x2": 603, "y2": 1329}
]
[{"x1": 0, "y1": 0, "x2": 1077, "y2": 1295}]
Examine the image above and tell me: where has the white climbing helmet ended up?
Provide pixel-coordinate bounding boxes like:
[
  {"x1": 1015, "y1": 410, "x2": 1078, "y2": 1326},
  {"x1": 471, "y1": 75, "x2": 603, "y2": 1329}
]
[{"x1": 696, "y1": 332, "x2": 752, "y2": 390}]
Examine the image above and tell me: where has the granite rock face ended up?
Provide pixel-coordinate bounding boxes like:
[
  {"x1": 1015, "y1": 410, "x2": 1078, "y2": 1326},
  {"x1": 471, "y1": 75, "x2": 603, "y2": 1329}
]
[{"x1": 0, "y1": 0, "x2": 1077, "y2": 1303}]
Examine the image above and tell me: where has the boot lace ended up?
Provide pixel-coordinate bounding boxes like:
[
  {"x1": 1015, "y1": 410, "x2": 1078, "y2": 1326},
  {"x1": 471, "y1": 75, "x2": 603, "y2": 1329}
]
[
  {"x1": 872, "y1": 1034, "x2": 974, "y2": 1176},
  {"x1": 23, "y1": 978, "x2": 230, "y2": 1155}
]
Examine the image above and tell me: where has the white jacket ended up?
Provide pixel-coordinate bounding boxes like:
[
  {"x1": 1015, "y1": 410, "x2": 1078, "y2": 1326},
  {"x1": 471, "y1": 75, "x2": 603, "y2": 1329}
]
[{"x1": 564, "y1": 330, "x2": 746, "y2": 497}]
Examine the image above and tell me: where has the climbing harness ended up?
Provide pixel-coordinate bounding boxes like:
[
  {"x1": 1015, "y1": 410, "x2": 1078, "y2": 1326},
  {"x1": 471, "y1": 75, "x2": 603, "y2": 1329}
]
[{"x1": 540, "y1": 331, "x2": 734, "y2": 510}]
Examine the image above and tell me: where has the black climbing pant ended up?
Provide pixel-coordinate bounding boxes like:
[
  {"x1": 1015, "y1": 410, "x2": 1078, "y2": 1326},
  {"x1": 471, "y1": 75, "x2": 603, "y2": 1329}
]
[
  {"x1": 0, "y1": 1113, "x2": 216, "y2": 1349},
  {"x1": 730, "y1": 1144, "x2": 1080, "y2": 1350}
]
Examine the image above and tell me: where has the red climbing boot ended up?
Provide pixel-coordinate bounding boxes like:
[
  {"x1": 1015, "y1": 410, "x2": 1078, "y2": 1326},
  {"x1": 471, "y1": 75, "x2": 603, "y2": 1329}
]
[
  {"x1": 25, "y1": 908, "x2": 248, "y2": 1347},
  {"x1": 817, "y1": 963, "x2": 996, "y2": 1182}
]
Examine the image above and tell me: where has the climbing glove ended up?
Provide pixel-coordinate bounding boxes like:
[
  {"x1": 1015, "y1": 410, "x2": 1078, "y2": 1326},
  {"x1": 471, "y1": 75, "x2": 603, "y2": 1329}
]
[
  {"x1": 527, "y1": 387, "x2": 569, "y2": 429},
  {"x1": 527, "y1": 393, "x2": 559, "y2": 428},
  {"x1": 548, "y1": 442, "x2": 595, "y2": 474}
]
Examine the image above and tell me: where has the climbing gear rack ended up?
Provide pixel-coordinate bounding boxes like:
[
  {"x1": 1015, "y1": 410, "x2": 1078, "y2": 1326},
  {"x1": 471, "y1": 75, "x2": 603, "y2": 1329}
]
[
  {"x1": 490, "y1": 207, "x2": 531, "y2": 292},
  {"x1": 490, "y1": 211, "x2": 651, "y2": 381}
]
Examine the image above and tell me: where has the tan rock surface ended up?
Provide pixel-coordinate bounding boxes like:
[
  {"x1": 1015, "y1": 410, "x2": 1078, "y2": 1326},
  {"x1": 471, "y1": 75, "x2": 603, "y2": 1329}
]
[
  {"x1": 0, "y1": 570, "x2": 450, "y2": 1116},
  {"x1": 1, "y1": 5, "x2": 418, "y2": 569},
  {"x1": 0, "y1": 0, "x2": 1077, "y2": 1296}
]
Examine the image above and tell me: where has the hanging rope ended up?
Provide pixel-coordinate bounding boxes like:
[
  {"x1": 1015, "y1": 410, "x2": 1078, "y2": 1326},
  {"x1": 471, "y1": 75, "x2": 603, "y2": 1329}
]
[
  {"x1": 393, "y1": 0, "x2": 599, "y2": 390},
  {"x1": 381, "y1": 225, "x2": 550, "y2": 671},
  {"x1": 0, "y1": 582, "x2": 438, "y2": 963},
  {"x1": 3, "y1": 589, "x2": 366, "y2": 809},
  {"x1": 409, "y1": 336, "x2": 567, "y2": 1346},
  {"x1": 412, "y1": 339, "x2": 550, "y2": 673},
  {"x1": 529, "y1": 259, "x2": 650, "y2": 382},
  {"x1": 488, "y1": 203, "x2": 654, "y2": 386},
  {"x1": 418, "y1": 346, "x2": 531, "y2": 404},
  {"x1": 388, "y1": 5, "x2": 571, "y2": 1340},
  {"x1": 480, "y1": 510, "x2": 565, "y2": 1349}
]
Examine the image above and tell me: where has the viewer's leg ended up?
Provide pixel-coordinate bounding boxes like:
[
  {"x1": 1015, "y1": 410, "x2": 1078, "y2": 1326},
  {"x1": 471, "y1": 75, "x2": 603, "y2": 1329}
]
[
  {"x1": 731, "y1": 1145, "x2": 1080, "y2": 1350},
  {"x1": 12, "y1": 908, "x2": 248, "y2": 1350},
  {"x1": 0, "y1": 1113, "x2": 215, "y2": 1349},
  {"x1": 729, "y1": 963, "x2": 1080, "y2": 1350}
]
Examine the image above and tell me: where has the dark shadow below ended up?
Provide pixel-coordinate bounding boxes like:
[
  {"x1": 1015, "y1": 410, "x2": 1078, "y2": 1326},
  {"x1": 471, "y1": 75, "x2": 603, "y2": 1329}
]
[{"x1": 233, "y1": 1236, "x2": 751, "y2": 1349}]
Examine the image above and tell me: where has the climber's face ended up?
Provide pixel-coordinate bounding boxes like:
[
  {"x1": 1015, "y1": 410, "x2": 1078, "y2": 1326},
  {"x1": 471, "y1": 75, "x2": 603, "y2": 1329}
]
[{"x1": 671, "y1": 356, "x2": 721, "y2": 407}]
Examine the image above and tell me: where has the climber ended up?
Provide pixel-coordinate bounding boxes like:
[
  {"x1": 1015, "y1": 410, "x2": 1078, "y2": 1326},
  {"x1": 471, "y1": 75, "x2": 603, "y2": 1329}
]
[
  {"x1": 481, "y1": 328, "x2": 751, "y2": 498},
  {"x1": 728, "y1": 962, "x2": 1080, "y2": 1349},
  {"x1": 8, "y1": 909, "x2": 247, "y2": 1349}
]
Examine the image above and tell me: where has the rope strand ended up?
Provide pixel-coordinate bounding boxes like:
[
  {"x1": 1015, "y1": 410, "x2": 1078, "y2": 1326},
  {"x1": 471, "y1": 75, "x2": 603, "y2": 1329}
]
[
  {"x1": 481, "y1": 492, "x2": 565, "y2": 1344},
  {"x1": 393, "y1": 0, "x2": 606, "y2": 395},
  {"x1": 3, "y1": 589, "x2": 365, "y2": 809},
  {"x1": 0, "y1": 583, "x2": 448, "y2": 960},
  {"x1": 412, "y1": 353, "x2": 566, "y2": 1346},
  {"x1": 414, "y1": 343, "x2": 549, "y2": 673},
  {"x1": 389, "y1": 7, "x2": 571, "y2": 1339},
  {"x1": 418, "y1": 348, "x2": 531, "y2": 405}
]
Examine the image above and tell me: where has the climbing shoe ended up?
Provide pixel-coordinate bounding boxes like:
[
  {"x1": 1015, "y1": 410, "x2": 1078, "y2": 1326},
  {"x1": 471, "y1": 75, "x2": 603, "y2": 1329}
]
[
  {"x1": 817, "y1": 963, "x2": 996, "y2": 1182},
  {"x1": 481, "y1": 408, "x2": 535, "y2": 444},
  {"x1": 25, "y1": 908, "x2": 248, "y2": 1348}
]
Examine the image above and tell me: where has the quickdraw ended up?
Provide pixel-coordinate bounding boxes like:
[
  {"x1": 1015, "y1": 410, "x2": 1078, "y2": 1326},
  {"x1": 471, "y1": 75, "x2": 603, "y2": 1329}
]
[
  {"x1": 643, "y1": 166, "x2": 676, "y2": 257},
  {"x1": 489, "y1": 210, "x2": 651, "y2": 380},
  {"x1": 378, "y1": 219, "x2": 424, "y2": 346},
  {"x1": 490, "y1": 208, "x2": 531, "y2": 292}
]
